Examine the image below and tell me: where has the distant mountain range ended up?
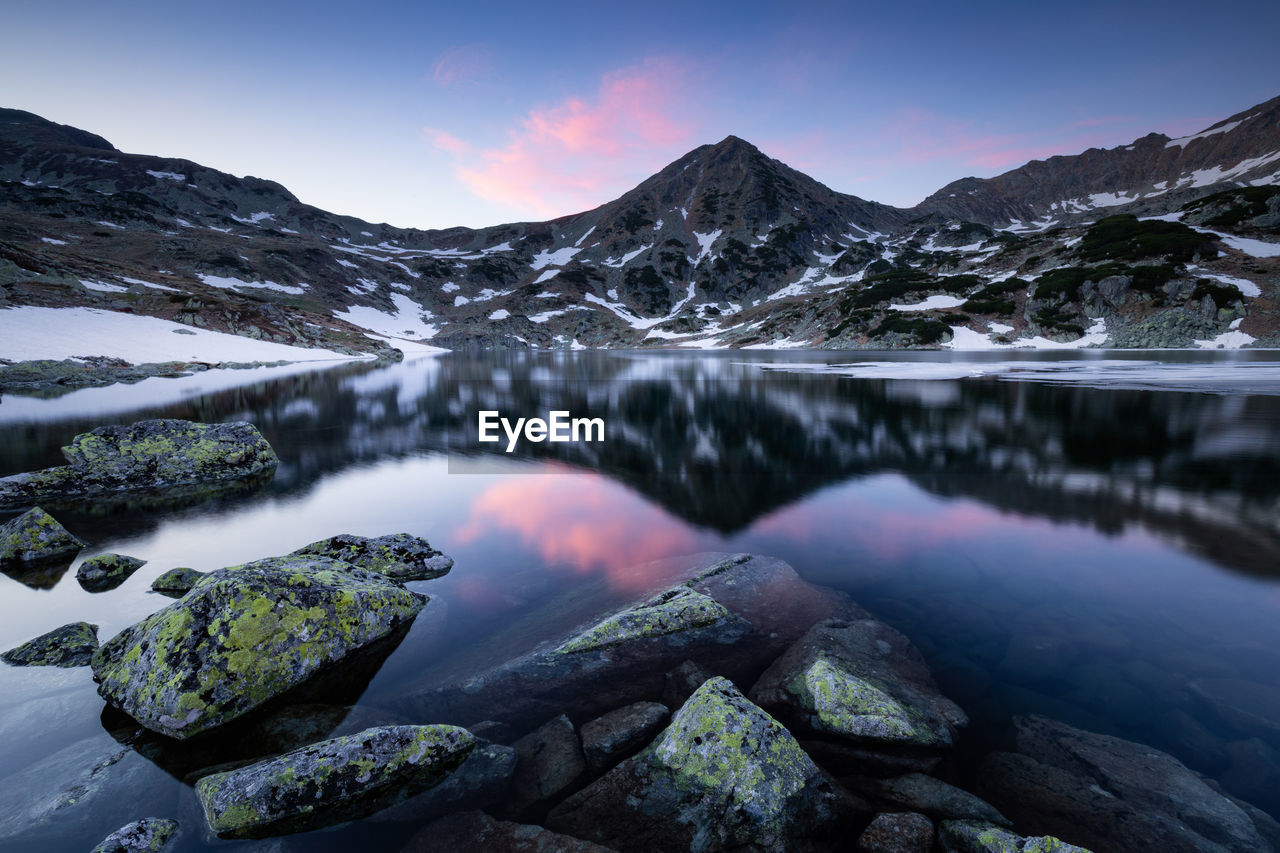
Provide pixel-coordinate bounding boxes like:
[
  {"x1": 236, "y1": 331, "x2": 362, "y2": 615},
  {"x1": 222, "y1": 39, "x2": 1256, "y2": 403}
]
[{"x1": 1, "y1": 96, "x2": 1277, "y2": 355}]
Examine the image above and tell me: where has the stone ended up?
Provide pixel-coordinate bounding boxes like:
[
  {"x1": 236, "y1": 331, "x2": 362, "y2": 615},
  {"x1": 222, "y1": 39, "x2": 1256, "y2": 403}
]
[
  {"x1": 1190, "y1": 678, "x2": 1280, "y2": 747},
  {"x1": 977, "y1": 715, "x2": 1270, "y2": 853},
  {"x1": 938, "y1": 820, "x2": 1092, "y2": 853},
  {"x1": 291, "y1": 533, "x2": 453, "y2": 582},
  {"x1": 749, "y1": 618, "x2": 967, "y2": 749},
  {"x1": 90, "y1": 818, "x2": 179, "y2": 853},
  {"x1": 859, "y1": 812, "x2": 935, "y2": 853},
  {"x1": 77, "y1": 552, "x2": 147, "y2": 592},
  {"x1": 855, "y1": 773, "x2": 1010, "y2": 827},
  {"x1": 580, "y1": 701, "x2": 670, "y2": 774},
  {"x1": 371, "y1": 742, "x2": 518, "y2": 823},
  {"x1": 554, "y1": 586, "x2": 736, "y2": 654},
  {"x1": 149, "y1": 566, "x2": 205, "y2": 597},
  {"x1": 406, "y1": 811, "x2": 617, "y2": 852},
  {"x1": 0, "y1": 506, "x2": 84, "y2": 564},
  {"x1": 1, "y1": 621, "x2": 99, "y2": 667},
  {"x1": 545, "y1": 677, "x2": 857, "y2": 852},
  {"x1": 662, "y1": 658, "x2": 713, "y2": 709},
  {"x1": 804, "y1": 740, "x2": 942, "y2": 777},
  {"x1": 507, "y1": 714, "x2": 588, "y2": 817},
  {"x1": 92, "y1": 555, "x2": 426, "y2": 739},
  {"x1": 0, "y1": 419, "x2": 278, "y2": 508},
  {"x1": 194, "y1": 724, "x2": 475, "y2": 838}
]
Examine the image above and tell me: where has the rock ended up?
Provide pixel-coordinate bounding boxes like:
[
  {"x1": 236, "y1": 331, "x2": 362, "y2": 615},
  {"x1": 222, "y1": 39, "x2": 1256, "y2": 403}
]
[
  {"x1": 749, "y1": 618, "x2": 967, "y2": 750},
  {"x1": 291, "y1": 533, "x2": 453, "y2": 581},
  {"x1": 406, "y1": 810, "x2": 617, "y2": 852},
  {"x1": 545, "y1": 676, "x2": 857, "y2": 852},
  {"x1": 1190, "y1": 678, "x2": 1280, "y2": 747},
  {"x1": 0, "y1": 419, "x2": 278, "y2": 508},
  {"x1": 978, "y1": 715, "x2": 1270, "y2": 853},
  {"x1": 859, "y1": 812, "x2": 935, "y2": 853},
  {"x1": 1220, "y1": 738, "x2": 1280, "y2": 818},
  {"x1": 90, "y1": 818, "x2": 180, "y2": 853},
  {"x1": 553, "y1": 586, "x2": 739, "y2": 654},
  {"x1": 149, "y1": 566, "x2": 205, "y2": 597},
  {"x1": 662, "y1": 659, "x2": 713, "y2": 708},
  {"x1": 77, "y1": 552, "x2": 147, "y2": 592},
  {"x1": 92, "y1": 554, "x2": 426, "y2": 739},
  {"x1": 938, "y1": 820, "x2": 1092, "y2": 853},
  {"x1": 804, "y1": 740, "x2": 942, "y2": 777},
  {"x1": 1, "y1": 620, "x2": 99, "y2": 667},
  {"x1": 853, "y1": 774, "x2": 1010, "y2": 827},
  {"x1": 580, "y1": 701, "x2": 670, "y2": 774},
  {"x1": 0, "y1": 506, "x2": 84, "y2": 564},
  {"x1": 507, "y1": 714, "x2": 588, "y2": 817},
  {"x1": 195, "y1": 724, "x2": 475, "y2": 838},
  {"x1": 371, "y1": 741, "x2": 518, "y2": 823}
]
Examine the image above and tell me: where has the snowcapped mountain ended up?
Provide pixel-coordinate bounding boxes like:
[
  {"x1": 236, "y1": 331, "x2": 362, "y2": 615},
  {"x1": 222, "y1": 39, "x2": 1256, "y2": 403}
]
[{"x1": 1, "y1": 97, "x2": 1277, "y2": 357}]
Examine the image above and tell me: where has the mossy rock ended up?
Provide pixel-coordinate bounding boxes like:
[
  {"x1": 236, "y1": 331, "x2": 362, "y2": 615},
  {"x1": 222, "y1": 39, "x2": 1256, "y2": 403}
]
[
  {"x1": 0, "y1": 506, "x2": 84, "y2": 565},
  {"x1": 195, "y1": 724, "x2": 475, "y2": 838},
  {"x1": 77, "y1": 552, "x2": 147, "y2": 592},
  {"x1": 554, "y1": 586, "x2": 732, "y2": 654},
  {"x1": 89, "y1": 817, "x2": 179, "y2": 853},
  {"x1": 291, "y1": 533, "x2": 453, "y2": 582},
  {"x1": 940, "y1": 820, "x2": 1092, "y2": 853},
  {"x1": 149, "y1": 567, "x2": 206, "y2": 597},
  {"x1": 1, "y1": 621, "x2": 99, "y2": 667},
  {"x1": 92, "y1": 555, "x2": 426, "y2": 740}
]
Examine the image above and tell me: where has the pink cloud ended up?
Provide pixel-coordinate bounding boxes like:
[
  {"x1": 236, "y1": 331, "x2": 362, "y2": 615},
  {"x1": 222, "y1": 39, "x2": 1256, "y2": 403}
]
[
  {"x1": 431, "y1": 44, "x2": 493, "y2": 87},
  {"x1": 429, "y1": 58, "x2": 702, "y2": 218}
]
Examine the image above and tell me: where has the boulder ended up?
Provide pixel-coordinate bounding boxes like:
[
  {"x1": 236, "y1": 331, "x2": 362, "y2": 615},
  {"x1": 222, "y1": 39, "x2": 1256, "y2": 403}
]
[
  {"x1": 0, "y1": 419, "x2": 278, "y2": 508},
  {"x1": 407, "y1": 811, "x2": 617, "y2": 852},
  {"x1": 851, "y1": 774, "x2": 1009, "y2": 827},
  {"x1": 0, "y1": 506, "x2": 84, "y2": 564},
  {"x1": 859, "y1": 812, "x2": 936, "y2": 853},
  {"x1": 580, "y1": 701, "x2": 670, "y2": 773},
  {"x1": 978, "y1": 715, "x2": 1273, "y2": 853},
  {"x1": 90, "y1": 818, "x2": 180, "y2": 853},
  {"x1": 506, "y1": 714, "x2": 588, "y2": 818},
  {"x1": 939, "y1": 820, "x2": 1091, "y2": 853},
  {"x1": 552, "y1": 586, "x2": 740, "y2": 654},
  {"x1": 1, "y1": 621, "x2": 99, "y2": 667},
  {"x1": 371, "y1": 741, "x2": 517, "y2": 823},
  {"x1": 545, "y1": 676, "x2": 858, "y2": 852},
  {"x1": 77, "y1": 552, "x2": 146, "y2": 592},
  {"x1": 195, "y1": 724, "x2": 475, "y2": 838},
  {"x1": 92, "y1": 555, "x2": 426, "y2": 739},
  {"x1": 291, "y1": 533, "x2": 453, "y2": 581},
  {"x1": 149, "y1": 567, "x2": 205, "y2": 597}
]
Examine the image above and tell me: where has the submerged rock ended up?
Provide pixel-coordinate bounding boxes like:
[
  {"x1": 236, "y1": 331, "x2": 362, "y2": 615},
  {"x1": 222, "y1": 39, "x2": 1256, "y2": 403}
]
[
  {"x1": 580, "y1": 701, "x2": 670, "y2": 774},
  {"x1": 978, "y1": 715, "x2": 1273, "y2": 853},
  {"x1": 0, "y1": 419, "x2": 278, "y2": 509},
  {"x1": 1190, "y1": 678, "x2": 1280, "y2": 747},
  {"x1": 407, "y1": 810, "x2": 618, "y2": 852},
  {"x1": 195, "y1": 724, "x2": 475, "y2": 838},
  {"x1": 939, "y1": 820, "x2": 1091, "y2": 853},
  {"x1": 0, "y1": 506, "x2": 84, "y2": 564},
  {"x1": 90, "y1": 818, "x2": 179, "y2": 853},
  {"x1": 546, "y1": 676, "x2": 857, "y2": 852},
  {"x1": 371, "y1": 741, "x2": 517, "y2": 823},
  {"x1": 149, "y1": 566, "x2": 206, "y2": 597},
  {"x1": 92, "y1": 555, "x2": 426, "y2": 739},
  {"x1": 77, "y1": 552, "x2": 147, "y2": 592},
  {"x1": 291, "y1": 533, "x2": 453, "y2": 582},
  {"x1": 750, "y1": 619, "x2": 967, "y2": 752},
  {"x1": 1, "y1": 621, "x2": 99, "y2": 667},
  {"x1": 858, "y1": 812, "x2": 935, "y2": 853}
]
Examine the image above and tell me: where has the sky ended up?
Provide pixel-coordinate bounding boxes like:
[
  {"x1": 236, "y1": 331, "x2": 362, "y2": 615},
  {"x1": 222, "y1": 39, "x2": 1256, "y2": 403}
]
[{"x1": 4, "y1": 0, "x2": 1278, "y2": 230}]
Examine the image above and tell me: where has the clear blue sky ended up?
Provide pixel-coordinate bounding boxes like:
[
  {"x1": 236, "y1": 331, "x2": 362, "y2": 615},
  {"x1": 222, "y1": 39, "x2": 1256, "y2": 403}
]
[{"x1": 5, "y1": 0, "x2": 1278, "y2": 230}]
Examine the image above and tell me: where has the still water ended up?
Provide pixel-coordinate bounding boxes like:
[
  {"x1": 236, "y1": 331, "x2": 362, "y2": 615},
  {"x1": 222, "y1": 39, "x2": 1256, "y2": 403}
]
[{"x1": 1, "y1": 349, "x2": 1279, "y2": 850}]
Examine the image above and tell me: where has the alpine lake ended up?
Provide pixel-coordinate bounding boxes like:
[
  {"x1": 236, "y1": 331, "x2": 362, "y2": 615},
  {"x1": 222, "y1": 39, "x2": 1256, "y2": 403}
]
[{"x1": 2, "y1": 348, "x2": 1280, "y2": 852}]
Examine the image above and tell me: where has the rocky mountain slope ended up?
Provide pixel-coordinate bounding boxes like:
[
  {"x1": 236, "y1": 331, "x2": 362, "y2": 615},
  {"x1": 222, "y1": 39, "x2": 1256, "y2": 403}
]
[{"x1": 1, "y1": 97, "x2": 1277, "y2": 357}]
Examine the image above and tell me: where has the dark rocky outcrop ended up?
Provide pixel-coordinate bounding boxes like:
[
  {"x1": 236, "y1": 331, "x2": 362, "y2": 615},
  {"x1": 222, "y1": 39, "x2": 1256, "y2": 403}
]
[{"x1": 580, "y1": 701, "x2": 670, "y2": 774}]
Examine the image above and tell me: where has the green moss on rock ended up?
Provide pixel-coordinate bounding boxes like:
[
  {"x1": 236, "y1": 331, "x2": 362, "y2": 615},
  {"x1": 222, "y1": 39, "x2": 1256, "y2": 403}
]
[
  {"x1": 940, "y1": 820, "x2": 1093, "y2": 853},
  {"x1": 0, "y1": 506, "x2": 84, "y2": 564},
  {"x1": 555, "y1": 586, "x2": 731, "y2": 654},
  {"x1": 788, "y1": 656, "x2": 934, "y2": 744},
  {"x1": 1, "y1": 621, "x2": 99, "y2": 667},
  {"x1": 77, "y1": 552, "x2": 147, "y2": 592},
  {"x1": 90, "y1": 817, "x2": 179, "y2": 853},
  {"x1": 149, "y1": 566, "x2": 206, "y2": 597},
  {"x1": 291, "y1": 533, "x2": 453, "y2": 581}
]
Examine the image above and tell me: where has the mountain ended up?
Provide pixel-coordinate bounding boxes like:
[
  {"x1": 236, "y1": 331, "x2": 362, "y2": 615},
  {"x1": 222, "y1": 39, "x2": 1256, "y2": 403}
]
[{"x1": 1, "y1": 98, "x2": 1277, "y2": 361}]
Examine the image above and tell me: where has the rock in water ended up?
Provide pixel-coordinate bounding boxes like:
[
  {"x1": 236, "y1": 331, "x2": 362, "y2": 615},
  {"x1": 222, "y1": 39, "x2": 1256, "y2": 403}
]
[
  {"x1": 939, "y1": 820, "x2": 1092, "y2": 853},
  {"x1": 1, "y1": 621, "x2": 99, "y2": 667},
  {"x1": 546, "y1": 676, "x2": 855, "y2": 852},
  {"x1": 291, "y1": 533, "x2": 453, "y2": 581},
  {"x1": 194, "y1": 725, "x2": 475, "y2": 838},
  {"x1": 91, "y1": 555, "x2": 426, "y2": 739},
  {"x1": 90, "y1": 818, "x2": 179, "y2": 853},
  {"x1": 506, "y1": 714, "x2": 587, "y2": 818},
  {"x1": 580, "y1": 701, "x2": 670, "y2": 773},
  {"x1": 77, "y1": 552, "x2": 147, "y2": 592},
  {"x1": 149, "y1": 566, "x2": 205, "y2": 597},
  {"x1": 554, "y1": 586, "x2": 733, "y2": 654},
  {"x1": 0, "y1": 419, "x2": 278, "y2": 508},
  {"x1": 0, "y1": 506, "x2": 84, "y2": 564}
]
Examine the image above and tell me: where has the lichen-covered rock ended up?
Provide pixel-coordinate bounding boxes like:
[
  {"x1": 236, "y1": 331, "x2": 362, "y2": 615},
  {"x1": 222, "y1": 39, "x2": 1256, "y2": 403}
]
[
  {"x1": 194, "y1": 724, "x2": 475, "y2": 838},
  {"x1": 1, "y1": 621, "x2": 99, "y2": 667},
  {"x1": 858, "y1": 812, "x2": 935, "y2": 853},
  {"x1": 407, "y1": 810, "x2": 618, "y2": 852},
  {"x1": 750, "y1": 619, "x2": 967, "y2": 750},
  {"x1": 92, "y1": 555, "x2": 426, "y2": 739},
  {"x1": 581, "y1": 701, "x2": 670, "y2": 774},
  {"x1": 0, "y1": 506, "x2": 84, "y2": 564},
  {"x1": 90, "y1": 817, "x2": 179, "y2": 853},
  {"x1": 546, "y1": 676, "x2": 857, "y2": 852},
  {"x1": 291, "y1": 533, "x2": 453, "y2": 581},
  {"x1": 939, "y1": 820, "x2": 1091, "y2": 853},
  {"x1": 0, "y1": 419, "x2": 278, "y2": 508},
  {"x1": 506, "y1": 714, "x2": 588, "y2": 818},
  {"x1": 555, "y1": 586, "x2": 733, "y2": 654},
  {"x1": 149, "y1": 566, "x2": 206, "y2": 597},
  {"x1": 77, "y1": 552, "x2": 146, "y2": 592}
]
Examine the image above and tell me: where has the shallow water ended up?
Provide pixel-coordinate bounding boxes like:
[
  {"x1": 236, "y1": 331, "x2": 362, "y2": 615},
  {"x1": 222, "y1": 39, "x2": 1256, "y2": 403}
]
[{"x1": 2, "y1": 349, "x2": 1279, "y2": 850}]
